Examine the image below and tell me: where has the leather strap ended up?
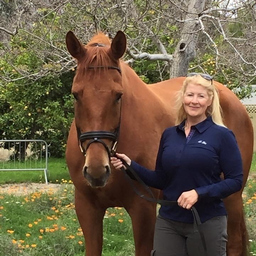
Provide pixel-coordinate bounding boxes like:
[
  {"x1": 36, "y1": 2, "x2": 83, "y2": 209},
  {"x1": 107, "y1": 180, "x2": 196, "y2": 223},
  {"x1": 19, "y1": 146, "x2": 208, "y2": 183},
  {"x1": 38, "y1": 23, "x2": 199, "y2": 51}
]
[{"x1": 118, "y1": 157, "x2": 207, "y2": 255}]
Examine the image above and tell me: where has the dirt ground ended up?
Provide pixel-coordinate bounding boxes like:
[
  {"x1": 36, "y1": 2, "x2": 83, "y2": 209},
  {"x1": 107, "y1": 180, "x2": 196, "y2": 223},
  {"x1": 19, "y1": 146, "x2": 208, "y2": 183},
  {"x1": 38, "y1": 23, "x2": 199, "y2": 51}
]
[
  {"x1": 0, "y1": 183, "x2": 63, "y2": 196},
  {"x1": 1, "y1": 173, "x2": 255, "y2": 196}
]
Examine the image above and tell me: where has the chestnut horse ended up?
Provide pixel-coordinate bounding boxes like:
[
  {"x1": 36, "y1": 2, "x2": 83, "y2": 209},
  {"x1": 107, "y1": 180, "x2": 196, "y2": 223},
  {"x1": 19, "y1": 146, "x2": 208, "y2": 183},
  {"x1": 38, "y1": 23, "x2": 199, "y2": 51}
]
[{"x1": 65, "y1": 30, "x2": 253, "y2": 256}]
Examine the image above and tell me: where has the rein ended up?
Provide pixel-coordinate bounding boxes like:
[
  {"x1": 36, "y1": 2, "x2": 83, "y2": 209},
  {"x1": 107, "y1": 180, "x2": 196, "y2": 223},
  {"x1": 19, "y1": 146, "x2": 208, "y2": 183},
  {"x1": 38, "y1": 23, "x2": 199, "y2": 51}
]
[{"x1": 117, "y1": 156, "x2": 207, "y2": 255}]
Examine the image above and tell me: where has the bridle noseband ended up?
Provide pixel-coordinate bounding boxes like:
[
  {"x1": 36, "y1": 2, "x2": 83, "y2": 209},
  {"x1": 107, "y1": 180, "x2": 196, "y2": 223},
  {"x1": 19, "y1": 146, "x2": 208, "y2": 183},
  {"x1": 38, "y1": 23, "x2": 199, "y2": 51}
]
[
  {"x1": 77, "y1": 64, "x2": 121, "y2": 158},
  {"x1": 79, "y1": 130, "x2": 119, "y2": 158}
]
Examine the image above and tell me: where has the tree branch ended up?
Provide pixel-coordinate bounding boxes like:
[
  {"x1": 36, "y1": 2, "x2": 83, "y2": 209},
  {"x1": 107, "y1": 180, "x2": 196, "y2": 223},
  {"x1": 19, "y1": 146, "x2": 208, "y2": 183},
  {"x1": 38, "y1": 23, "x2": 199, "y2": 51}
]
[
  {"x1": 0, "y1": 27, "x2": 18, "y2": 36},
  {"x1": 126, "y1": 48, "x2": 173, "y2": 62}
]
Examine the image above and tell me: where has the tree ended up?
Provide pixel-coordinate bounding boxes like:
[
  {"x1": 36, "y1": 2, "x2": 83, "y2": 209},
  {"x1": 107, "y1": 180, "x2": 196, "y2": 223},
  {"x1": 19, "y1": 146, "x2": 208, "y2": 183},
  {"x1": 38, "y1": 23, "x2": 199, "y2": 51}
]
[
  {"x1": 0, "y1": 24, "x2": 74, "y2": 157},
  {"x1": 0, "y1": 0, "x2": 255, "y2": 156},
  {"x1": 1, "y1": 0, "x2": 255, "y2": 83}
]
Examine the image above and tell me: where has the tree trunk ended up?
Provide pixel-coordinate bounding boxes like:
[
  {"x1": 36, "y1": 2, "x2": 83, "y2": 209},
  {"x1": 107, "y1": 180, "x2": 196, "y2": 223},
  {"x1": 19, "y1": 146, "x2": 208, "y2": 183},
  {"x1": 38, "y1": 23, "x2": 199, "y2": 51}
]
[{"x1": 170, "y1": 0, "x2": 207, "y2": 78}]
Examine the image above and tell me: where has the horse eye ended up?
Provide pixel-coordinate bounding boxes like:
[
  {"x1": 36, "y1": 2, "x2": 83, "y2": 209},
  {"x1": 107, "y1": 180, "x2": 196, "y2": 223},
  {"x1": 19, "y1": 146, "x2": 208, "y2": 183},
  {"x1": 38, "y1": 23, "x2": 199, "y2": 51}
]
[
  {"x1": 73, "y1": 93, "x2": 79, "y2": 101},
  {"x1": 116, "y1": 93, "x2": 123, "y2": 102}
]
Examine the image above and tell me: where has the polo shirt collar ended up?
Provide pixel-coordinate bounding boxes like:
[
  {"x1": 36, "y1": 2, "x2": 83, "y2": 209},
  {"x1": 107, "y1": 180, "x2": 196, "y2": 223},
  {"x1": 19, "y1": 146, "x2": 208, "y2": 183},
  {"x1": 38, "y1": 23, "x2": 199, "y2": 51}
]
[{"x1": 177, "y1": 116, "x2": 214, "y2": 133}]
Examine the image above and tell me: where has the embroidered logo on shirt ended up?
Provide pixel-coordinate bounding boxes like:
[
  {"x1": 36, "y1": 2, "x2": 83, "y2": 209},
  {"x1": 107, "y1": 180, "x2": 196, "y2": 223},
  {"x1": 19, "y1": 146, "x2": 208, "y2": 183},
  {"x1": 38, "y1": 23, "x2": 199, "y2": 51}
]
[{"x1": 198, "y1": 140, "x2": 207, "y2": 145}]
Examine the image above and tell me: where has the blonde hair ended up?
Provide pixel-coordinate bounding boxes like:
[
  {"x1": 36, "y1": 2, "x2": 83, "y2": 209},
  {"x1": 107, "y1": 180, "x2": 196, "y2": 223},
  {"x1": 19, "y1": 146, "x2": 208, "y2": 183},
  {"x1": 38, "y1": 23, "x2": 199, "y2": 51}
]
[{"x1": 175, "y1": 75, "x2": 225, "y2": 126}]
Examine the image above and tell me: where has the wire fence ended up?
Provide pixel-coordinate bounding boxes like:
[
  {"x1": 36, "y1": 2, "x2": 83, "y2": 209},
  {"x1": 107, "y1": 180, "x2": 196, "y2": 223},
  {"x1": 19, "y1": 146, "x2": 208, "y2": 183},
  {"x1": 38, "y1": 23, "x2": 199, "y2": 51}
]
[{"x1": 0, "y1": 140, "x2": 49, "y2": 184}]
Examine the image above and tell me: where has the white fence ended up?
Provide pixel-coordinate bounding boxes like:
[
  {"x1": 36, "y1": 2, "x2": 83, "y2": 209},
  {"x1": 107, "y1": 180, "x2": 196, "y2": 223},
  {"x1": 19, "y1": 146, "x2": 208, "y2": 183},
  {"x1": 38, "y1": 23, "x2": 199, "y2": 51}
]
[
  {"x1": 0, "y1": 140, "x2": 49, "y2": 184},
  {"x1": 245, "y1": 105, "x2": 256, "y2": 152}
]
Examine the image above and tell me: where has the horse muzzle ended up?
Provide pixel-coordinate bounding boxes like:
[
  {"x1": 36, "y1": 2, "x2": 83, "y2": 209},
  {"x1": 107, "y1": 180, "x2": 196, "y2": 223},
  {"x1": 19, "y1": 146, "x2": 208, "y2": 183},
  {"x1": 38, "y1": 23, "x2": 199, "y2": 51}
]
[
  {"x1": 77, "y1": 130, "x2": 118, "y2": 187},
  {"x1": 83, "y1": 164, "x2": 111, "y2": 187}
]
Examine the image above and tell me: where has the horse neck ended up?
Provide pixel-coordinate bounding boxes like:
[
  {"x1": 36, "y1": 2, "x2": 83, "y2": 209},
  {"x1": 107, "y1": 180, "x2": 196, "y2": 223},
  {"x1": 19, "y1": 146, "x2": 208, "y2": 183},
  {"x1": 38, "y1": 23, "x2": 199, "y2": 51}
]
[
  {"x1": 120, "y1": 62, "x2": 148, "y2": 93},
  {"x1": 118, "y1": 62, "x2": 172, "y2": 162},
  {"x1": 120, "y1": 62, "x2": 170, "y2": 120}
]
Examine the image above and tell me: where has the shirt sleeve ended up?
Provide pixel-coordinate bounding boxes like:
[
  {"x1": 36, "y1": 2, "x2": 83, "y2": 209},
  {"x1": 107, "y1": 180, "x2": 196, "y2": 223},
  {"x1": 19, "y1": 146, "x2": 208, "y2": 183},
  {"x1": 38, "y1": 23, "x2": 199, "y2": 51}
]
[
  {"x1": 195, "y1": 129, "x2": 243, "y2": 199},
  {"x1": 130, "y1": 130, "x2": 169, "y2": 189}
]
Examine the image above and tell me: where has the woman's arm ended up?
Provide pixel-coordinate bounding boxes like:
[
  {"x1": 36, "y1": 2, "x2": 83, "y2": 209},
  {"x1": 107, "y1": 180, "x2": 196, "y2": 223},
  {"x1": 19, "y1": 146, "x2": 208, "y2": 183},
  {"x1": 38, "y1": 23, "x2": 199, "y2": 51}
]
[{"x1": 195, "y1": 129, "x2": 243, "y2": 199}]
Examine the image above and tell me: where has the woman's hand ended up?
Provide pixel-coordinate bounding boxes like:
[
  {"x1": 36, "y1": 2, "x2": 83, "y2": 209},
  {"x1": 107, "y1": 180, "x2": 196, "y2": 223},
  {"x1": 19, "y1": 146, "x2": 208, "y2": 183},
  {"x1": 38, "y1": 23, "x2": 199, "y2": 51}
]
[
  {"x1": 177, "y1": 189, "x2": 198, "y2": 210},
  {"x1": 110, "y1": 153, "x2": 131, "y2": 170}
]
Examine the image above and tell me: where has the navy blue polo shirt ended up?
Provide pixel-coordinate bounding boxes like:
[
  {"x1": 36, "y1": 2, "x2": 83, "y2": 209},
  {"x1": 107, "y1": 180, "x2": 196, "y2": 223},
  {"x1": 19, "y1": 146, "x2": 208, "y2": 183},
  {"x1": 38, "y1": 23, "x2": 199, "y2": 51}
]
[{"x1": 131, "y1": 117, "x2": 243, "y2": 223}]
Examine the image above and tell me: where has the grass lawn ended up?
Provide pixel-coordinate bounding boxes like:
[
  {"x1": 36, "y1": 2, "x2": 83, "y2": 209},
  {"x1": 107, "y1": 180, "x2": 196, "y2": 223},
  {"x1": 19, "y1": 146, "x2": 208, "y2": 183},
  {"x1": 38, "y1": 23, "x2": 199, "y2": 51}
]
[
  {"x1": 0, "y1": 158, "x2": 70, "y2": 184},
  {"x1": 0, "y1": 185, "x2": 134, "y2": 256},
  {"x1": 244, "y1": 153, "x2": 256, "y2": 255},
  {"x1": 0, "y1": 157, "x2": 134, "y2": 255}
]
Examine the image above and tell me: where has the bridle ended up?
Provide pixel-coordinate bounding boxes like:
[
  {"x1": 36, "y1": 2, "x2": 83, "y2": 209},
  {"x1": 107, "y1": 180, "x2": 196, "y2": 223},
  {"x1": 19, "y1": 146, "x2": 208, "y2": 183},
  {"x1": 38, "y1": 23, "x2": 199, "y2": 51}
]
[
  {"x1": 77, "y1": 65, "x2": 122, "y2": 158},
  {"x1": 88, "y1": 65, "x2": 121, "y2": 74},
  {"x1": 78, "y1": 129, "x2": 119, "y2": 158}
]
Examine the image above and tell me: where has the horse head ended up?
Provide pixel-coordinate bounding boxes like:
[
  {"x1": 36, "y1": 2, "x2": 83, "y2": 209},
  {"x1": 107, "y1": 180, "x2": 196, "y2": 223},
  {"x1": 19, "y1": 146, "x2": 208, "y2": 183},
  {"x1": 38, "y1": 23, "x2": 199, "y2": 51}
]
[{"x1": 66, "y1": 30, "x2": 127, "y2": 187}]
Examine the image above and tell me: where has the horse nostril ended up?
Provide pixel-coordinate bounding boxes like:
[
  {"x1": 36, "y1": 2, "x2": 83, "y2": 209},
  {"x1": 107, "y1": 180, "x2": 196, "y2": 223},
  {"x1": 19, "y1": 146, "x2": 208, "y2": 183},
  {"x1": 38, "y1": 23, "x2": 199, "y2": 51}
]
[
  {"x1": 83, "y1": 166, "x2": 87, "y2": 177},
  {"x1": 82, "y1": 165, "x2": 111, "y2": 188},
  {"x1": 105, "y1": 165, "x2": 110, "y2": 175}
]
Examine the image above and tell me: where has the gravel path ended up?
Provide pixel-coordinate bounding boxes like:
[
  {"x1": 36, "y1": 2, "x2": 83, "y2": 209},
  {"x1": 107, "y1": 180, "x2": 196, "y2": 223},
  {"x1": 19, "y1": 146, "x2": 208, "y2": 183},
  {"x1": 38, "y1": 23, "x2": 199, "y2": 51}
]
[{"x1": 0, "y1": 183, "x2": 63, "y2": 196}]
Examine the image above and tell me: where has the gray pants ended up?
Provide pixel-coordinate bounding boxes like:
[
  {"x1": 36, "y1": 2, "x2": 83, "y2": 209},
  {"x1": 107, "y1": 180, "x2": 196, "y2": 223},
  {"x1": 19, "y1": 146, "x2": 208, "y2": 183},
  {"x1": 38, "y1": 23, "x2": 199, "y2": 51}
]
[{"x1": 151, "y1": 215, "x2": 227, "y2": 256}]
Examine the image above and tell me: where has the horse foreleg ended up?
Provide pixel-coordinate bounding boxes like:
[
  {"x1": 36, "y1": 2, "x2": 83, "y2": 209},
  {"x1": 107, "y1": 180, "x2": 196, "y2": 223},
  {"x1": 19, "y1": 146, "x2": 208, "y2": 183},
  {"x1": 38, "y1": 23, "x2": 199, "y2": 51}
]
[
  {"x1": 74, "y1": 189, "x2": 105, "y2": 256},
  {"x1": 224, "y1": 192, "x2": 248, "y2": 256},
  {"x1": 127, "y1": 200, "x2": 156, "y2": 256}
]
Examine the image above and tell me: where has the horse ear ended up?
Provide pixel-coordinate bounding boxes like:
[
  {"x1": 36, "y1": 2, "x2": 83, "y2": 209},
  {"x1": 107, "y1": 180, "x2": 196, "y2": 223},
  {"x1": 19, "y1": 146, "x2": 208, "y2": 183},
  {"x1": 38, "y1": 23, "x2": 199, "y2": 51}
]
[
  {"x1": 110, "y1": 31, "x2": 127, "y2": 60},
  {"x1": 66, "y1": 31, "x2": 86, "y2": 60}
]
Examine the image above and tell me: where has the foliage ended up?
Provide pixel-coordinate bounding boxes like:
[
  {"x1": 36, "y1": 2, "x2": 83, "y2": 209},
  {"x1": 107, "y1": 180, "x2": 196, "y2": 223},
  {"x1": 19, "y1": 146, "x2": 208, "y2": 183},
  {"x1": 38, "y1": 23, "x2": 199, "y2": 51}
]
[
  {"x1": 0, "y1": 0, "x2": 255, "y2": 156},
  {"x1": 189, "y1": 54, "x2": 254, "y2": 99},
  {"x1": 0, "y1": 27, "x2": 74, "y2": 157}
]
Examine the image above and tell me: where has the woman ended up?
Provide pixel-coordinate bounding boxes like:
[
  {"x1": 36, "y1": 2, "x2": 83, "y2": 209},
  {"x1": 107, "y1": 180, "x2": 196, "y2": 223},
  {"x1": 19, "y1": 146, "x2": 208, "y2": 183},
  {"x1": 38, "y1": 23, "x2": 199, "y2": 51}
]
[{"x1": 111, "y1": 73, "x2": 243, "y2": 256}]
